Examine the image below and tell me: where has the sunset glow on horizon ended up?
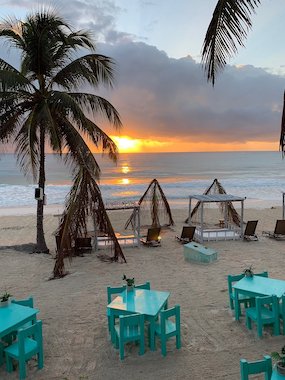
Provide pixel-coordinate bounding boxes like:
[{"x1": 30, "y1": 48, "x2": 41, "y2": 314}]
[{"x1": 108, "y1": 135, "x2": 278, "y2": 153}]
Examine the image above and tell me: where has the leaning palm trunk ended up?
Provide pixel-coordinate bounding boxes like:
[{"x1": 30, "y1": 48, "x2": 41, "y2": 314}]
[{"x1": 53, "y1": 164, "x2": 126, "y2": 278}]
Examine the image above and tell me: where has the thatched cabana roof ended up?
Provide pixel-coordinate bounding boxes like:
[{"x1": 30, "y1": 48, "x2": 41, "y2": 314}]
[
  {"x1": 185, "y1": 178, "x2": 242, "y2": 227},
  {"x1": 125, "y1": 178, "x2": 174, "y2": 229}
]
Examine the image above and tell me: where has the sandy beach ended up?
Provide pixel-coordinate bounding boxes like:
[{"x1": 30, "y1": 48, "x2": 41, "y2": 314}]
[{"x1": 1, "y1": 206, "x2": 285, "y2": 379}]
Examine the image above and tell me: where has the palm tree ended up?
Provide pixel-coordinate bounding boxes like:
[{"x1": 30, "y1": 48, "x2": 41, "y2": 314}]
[
  {"x1": 201, "y1": 1, "x2": 285, "y2": 152},
  {"x1": 0, "y1": 9, "x2": 121, "y2": 253}
]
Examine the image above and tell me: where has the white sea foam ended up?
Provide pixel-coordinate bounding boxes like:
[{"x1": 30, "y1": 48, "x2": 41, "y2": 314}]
[{"x1": 0, "y1": 152, "x2": 285, "y2": 210}]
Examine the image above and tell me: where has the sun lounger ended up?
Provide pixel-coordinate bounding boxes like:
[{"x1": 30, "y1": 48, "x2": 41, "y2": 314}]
[
  {"x1": 140, "y1": 227, "x2": 161, "y2": 247},
  {"x1": 263, "y1": 220, "x2": 285, "y2": 239},
  {"x1": 243, "y1": 220, "x2": 258, "y2": 241},
  {"x1": 175, "y1": 226, "x2": 196, "y2": 243}
]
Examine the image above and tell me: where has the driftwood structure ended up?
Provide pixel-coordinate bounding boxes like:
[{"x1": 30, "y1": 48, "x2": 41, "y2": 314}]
[
  {"x1": 185, "y1": 178, "x2": 242, "y2": 226},
  {"x1": 125, "y1": 178, "x2": 174, "y2": 230},
  {"x1": 53, "y1": 166, "x2": 126, "y2": 279}
]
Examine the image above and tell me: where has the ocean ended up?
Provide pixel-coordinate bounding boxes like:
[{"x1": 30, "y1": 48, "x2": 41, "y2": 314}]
[{"x1": 1, "y1": 151, "x2": 285, "y2": 211}]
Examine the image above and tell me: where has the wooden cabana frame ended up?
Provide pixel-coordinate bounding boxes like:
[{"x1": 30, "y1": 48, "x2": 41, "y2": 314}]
[
  {"x1": 188, "y1": 194, "x2": 246, "y2": 243},
  {"x1": 93, "y1": 204, "x2": 140, "y2": 249}
]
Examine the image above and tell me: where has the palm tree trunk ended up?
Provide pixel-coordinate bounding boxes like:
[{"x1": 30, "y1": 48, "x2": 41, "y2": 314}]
[{"x1": 35, "y1": 127, "x2": 49, "y2": 253}]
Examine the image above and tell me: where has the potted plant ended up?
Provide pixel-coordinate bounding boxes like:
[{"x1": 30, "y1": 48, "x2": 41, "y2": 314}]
[
  {"x1": 272, "y1": 345, "x2": 285, "y2": 375},
  {"x1": 0, "y1": 291, "x2": 12, "y2": 307},
  {"x1": 243, "y1": 265, "x2": 254, "y2": 278},
  {"x1": 122, "y1": 274, "x2": 135, "y2": 292}
]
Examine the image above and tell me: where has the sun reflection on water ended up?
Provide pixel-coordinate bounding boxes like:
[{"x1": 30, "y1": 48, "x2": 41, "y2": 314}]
[
  {"x1": 121, "y1": 165, "x2": 130, "y2": 174},
  {"x1": 120, "y1": 178, "x2": 130, "y2": 185}
]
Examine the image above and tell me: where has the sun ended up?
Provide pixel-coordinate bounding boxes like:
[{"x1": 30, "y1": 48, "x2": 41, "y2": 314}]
[{"x1": 111, "y1": 136, "x2": 140, "y2": 153}]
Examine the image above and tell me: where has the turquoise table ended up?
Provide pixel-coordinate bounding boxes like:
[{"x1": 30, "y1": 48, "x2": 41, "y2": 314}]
[
  {"x1": 107, "y1": 288, "x2": 170, "y2": 351},
  {"x1": 233, "y1": 276, "x2": 285, "y2": 321},
  {"x1": 271, "y1": 368, "x2": 285, "y2": 379},
  {"x1": 0, "y1": 303, "x2": 39, "y2": 339}
]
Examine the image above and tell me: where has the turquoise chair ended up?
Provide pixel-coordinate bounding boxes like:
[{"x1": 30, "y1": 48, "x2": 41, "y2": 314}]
[
  {"x1": 278, "y1": 294, "x2": 285, "y2": 335},
  {"x1": 4, "y1": 320, "x2": 44, "y2": 380},
  {"x1": 0, "y1": 341, "x2": 4, "y2": 366},
  {"x1": 114, "y1": 313, "x2": 145, "y2": 360},
  {"x1": 153, "y1": 304, "x2": 181, "y2": 356},
  {"x1": 3, "y1": 297, "x2": 35, "y2": 345},
  {"x1": 11, "y1": 297, "x2": 34, "y2": 308},
  {"x1": 245, "y1": 295, "x2": 280, "y2": 338},
  {"x1": 240, "y1": 355, "x2": 272, "y2": 379},
  {"x1": 107, "y1": 285, "x2": 126, "y2": 336},
  {"x1": 135, "y1": 282, "x2": 151, "y2": 290},
  {"x1": 227, "y1": 271, "x2": 268, "y2": 314}
]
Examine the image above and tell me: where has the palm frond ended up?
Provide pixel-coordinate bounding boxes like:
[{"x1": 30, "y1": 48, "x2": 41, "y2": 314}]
[
  {"x1": 14, "y1": 109, "x2": 40, "y2": 179},
  {"x1": 51, "y1": 54, "x2": 115, "y2": 91},
  {"x1": 50, "y1": 114, "x2": 101, "y2": 179},
  {"x1": 201, "y1": 0, "x2": 261, "y2": 85},
  {"x1": 49, "y1": 91, "x2": 119, "y2": 161},
  {"x1": 53, "y1": 162, "x2": 126, "y2": 278},
  {"x1": 280, "y1": 92, "x2": 285, "y2": 156}
]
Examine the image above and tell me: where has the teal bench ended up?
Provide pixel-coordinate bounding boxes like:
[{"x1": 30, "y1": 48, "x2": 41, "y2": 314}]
[{"x1": 184, "y1": 242, "x2": 217, "y2": 263}]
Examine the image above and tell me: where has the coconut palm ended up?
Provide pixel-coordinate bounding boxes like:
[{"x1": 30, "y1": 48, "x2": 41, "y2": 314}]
[
  {"x1": 201, "y1": 1, "x2": 285, "y2": 153},
  {"x1": 0, "y1": 10, "x2": 121, "y2": 253}
]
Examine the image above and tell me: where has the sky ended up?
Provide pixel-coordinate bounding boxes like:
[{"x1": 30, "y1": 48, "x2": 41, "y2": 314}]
[{"x1": 1, "y1": 0, "x2": 285, "y2": 153}]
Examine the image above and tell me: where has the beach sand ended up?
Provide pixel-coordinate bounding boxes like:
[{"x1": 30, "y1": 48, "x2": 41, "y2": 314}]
[{"x1": 0, "y1": 206, "x2": 284, "y2": 379}]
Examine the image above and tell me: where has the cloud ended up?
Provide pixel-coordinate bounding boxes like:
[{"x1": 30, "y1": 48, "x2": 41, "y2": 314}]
[
  {"x1": 98, "y1": 40, "x2": 284, "y2": 147},
  {"x1": 1, "y1": 1, "x2": 285, "y2": 150}
]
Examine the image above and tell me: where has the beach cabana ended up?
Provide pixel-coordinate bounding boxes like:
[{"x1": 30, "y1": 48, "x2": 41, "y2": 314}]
[
  {"x1": 94, "y1": 203, "x2": 140, "y2": 249},
  {"x1": 125, "y1": 178, "x2": 174, "y2": 230},
  {"x1": 188, "y1": 193, "x2": 245, "y2": 243}
]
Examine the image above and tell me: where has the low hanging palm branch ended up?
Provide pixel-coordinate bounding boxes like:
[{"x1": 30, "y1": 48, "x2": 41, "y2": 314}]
[
  {"x1": 0, "y1": 9, "x2": 121, "y2": 253},
  {"x1": 53, "y1": 160, "x2": 126, "y2": 279},
  {"x1": 185, "y1": 178, "x2": 241, "y2": 226},
  {"x1": 125, "y1": 178, "x2": 174, "y2": 229},
  {"x1": 201, "y1": 0, "x2": 261, "y2": 86},
  {"x1": 202, "y1": 1, "x2": 285, "y2": 154}
]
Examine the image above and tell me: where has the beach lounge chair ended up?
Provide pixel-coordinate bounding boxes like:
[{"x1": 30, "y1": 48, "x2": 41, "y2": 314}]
[
  {"x1": 75, "y1": 236, "x2": 92, "y2": 255},
  {"x1": 263, "y1": 220, "x2": 285, "y2": 239},
  {"x1": 175, "y1": 226, "x2": 196, "y2": 243},
  {"x1": 140, "y1": 227, "x2": 161, "y2": 247},
  {"x1": 243, "y1": 220, "x2": 258, "y2": 241},
  {"x1": 240, "y1": 355, "x2": 272, "y2": 380}
]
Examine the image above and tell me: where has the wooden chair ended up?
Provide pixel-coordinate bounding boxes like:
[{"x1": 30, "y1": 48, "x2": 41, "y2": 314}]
[
  {"x1": 74, "y1": 237, "x2": 92, "y2": 255},
  {"x1": 245, "y1": 295, "x2": 280, "y2": 338},
  {"x1": 153, "y1": 305, "x2": 181, "y2": 356},
  {"x1": 55, "y1": 234, "x2": 74, "y2": 256},
  {"x1": 114, "y1": 314, "x2": 145, "y2": 360},
  {"x1": 263, "y1": 220, "x2": 285, "y2": 239},
  {"x1": 106, "y1": 285, "x2": 126, "y2": 337},
  {"x1": 140, "y1": 227, "x2": 161, "y2": 247},
  {"x1": 4, "y1": 320, "x2": 44, "y2": 380},
  {"x1": 175, "y1": 226, "x2": 196, "y2": 243},
  {"x1": 243, "y1": 220, "x2": 258, "y2": 241},
  {"x1": 240, "y1": 355, "x2": 272, "y2": 380},
  {"x1": 227, "y1": 272, "x2": 268, "y2": 315}
]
